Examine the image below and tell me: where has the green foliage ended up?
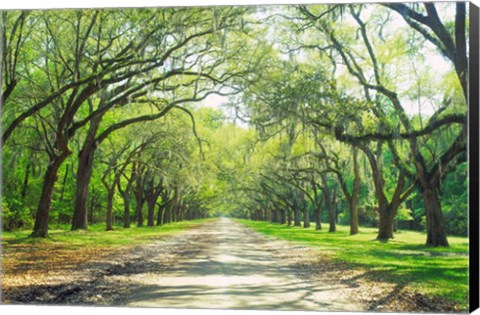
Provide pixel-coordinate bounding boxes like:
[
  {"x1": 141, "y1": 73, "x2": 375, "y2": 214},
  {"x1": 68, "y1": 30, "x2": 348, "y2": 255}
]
[
  {"x1": 1, "y1": 200, "x2": 32, "y2": 231},
  {"x1": 441, "y1": 163, "x2": 468, "y2": 236},
  {"x1": 443, "y1": 203, "x2": 467, "y2": 237},
  {"x1": 395, "y1": 207, "x2": 414, "y2": 221}
]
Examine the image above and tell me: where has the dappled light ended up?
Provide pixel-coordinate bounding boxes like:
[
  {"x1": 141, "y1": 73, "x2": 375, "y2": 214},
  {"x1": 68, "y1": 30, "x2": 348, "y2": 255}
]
[{"x1": 1, "y1": 2, "x2": 472, "y2": 312}]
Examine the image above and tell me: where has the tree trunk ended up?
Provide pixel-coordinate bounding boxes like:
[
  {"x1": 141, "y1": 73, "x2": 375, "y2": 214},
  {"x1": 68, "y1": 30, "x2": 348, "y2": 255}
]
[
  {"x1": 118, "y1": 167, "x2": 135, "y2": 229},
  {"x1": 360, "y1": 144, "x2": 403, "y2": 241},
  {"x1": 21, "y1": 161, "x2": 31, "y2": 199},
  {"x1": 88, "y1": 185, "x2": 95, "y2": 224},
  {"x1": 71, "y1": 115, "x2": 102, "y2": 230},
  {"x1": 178, "y1": 205, "x2": 185, "y2": 222},
  {"x1": 156, "y1": 204, "x2": 165, "y2": 226},
  {"x1": 314, "y1": 206, "x2": 321, "y2": 230},
  {"x1": 350, "y1": 147, "x2": 360, "y2": 235},
  {"x1": 31, "y1": 153, "x2": 70, "y2": 237},
  {"x1": 136, "y1": 201, "x2": 144, "y2": 227},
  {"x1": 271, "y1": 210, "x2": 278, "y2": 223},
  {"x1": 106, "y1": 190, "x2": 115, "y2": 231},
  {"x1": 287, "y1": 209, "x2": 292, "y2": 226},
  {"x1": 423, "y1": 188, "x2": 449, "y2": 246},
  {"x1": 411, "y1": 145, "x2": 450, "y2": 246},
  {"x1": 147, "y1": 199, "x2": 155, "y2": 227},
  {"x1": 135, "y1": 182, "x2": 144, "y2": 227},
  {"x1": 134, "y1": 164, "x2": 145, "y2": 227},
  {"x1": 328, "y1": 204, "x2": 336, "y2": 232},
  {"x1": 59, "y1": 163, "x2": 69, "y2": 202},
  {"x1": 350, "y1": 200, "x2": 359, "y2": 235},
  {"x1": 333, "y1": 186, "x2": 339, "y2": 224},
  {"x1": 312, "y1": 181, "x2": 322, "y2": 230},
  {"x1": 303, "y1": 206, "x2": 310, "y2": 228},
  {"x1": 280, "y1": 209, "x2": 286, "y2": 224},
  {"x1": 164, "y1": 204, "x2": 171, "y2": 224},
  {"x1": 320, "y1": 174, "x2": 336, "y2": 232},
  {"x1": 172, "y1": 205, "x2": 178, "y2": 222},
  {"x1": 377, "y1": 207, "x2": 395, "y2": 240},
  {"x1": 72, "y1": 148, "x2": 95, "y2": 230},
  {"x1": 325, "y1": 189, "x2": 336, "y2": 232},
  {"x1": 294, "y1": 208, "x2": 301, "y2": 226},
  {"x1": 122, "y1": 194, "x2": 131, "y2": 228}
]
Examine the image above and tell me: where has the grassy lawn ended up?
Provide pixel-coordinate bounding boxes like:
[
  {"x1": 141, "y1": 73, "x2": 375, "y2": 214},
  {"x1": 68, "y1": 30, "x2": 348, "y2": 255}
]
[
  {"x1": 1, "y1": 219, "x2": 214, "y2": 250},
  {"x1": 238, "y1": 219, "x2": 469, "y2": 308}
]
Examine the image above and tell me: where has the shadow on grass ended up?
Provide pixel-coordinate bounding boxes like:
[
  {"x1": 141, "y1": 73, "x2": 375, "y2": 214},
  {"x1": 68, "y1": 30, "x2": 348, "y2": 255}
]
[{"x1": 240, "y1": 220, "x2": 469, "y2": 307}]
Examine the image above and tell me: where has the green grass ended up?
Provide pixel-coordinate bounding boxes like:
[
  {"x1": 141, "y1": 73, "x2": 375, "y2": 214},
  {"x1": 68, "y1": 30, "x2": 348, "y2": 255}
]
[
  {"x1": 1, "y1": 219, "x2": 214, "y2": 249},
  {"x1": 238, "y1": 219, "x2": 469, "y2": 308},
  {"x1": 2, "y1": 218, "x2": 469, "y2": 309}
]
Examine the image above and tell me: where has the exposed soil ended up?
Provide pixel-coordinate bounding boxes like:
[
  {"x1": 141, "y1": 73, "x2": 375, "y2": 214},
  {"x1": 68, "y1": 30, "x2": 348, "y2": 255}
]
[{"x1": 1, "y1": 218, "x2": 459, "y2": 312}]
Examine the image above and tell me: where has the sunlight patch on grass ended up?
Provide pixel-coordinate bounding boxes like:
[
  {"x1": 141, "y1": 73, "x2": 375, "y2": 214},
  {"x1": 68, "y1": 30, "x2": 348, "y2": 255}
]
[
  {"x1": 238, "y1": 219, "x2": 469, "y2": 308},
  {"x1": 1, "y1": 219, "x2": 214, "y2": 249}
]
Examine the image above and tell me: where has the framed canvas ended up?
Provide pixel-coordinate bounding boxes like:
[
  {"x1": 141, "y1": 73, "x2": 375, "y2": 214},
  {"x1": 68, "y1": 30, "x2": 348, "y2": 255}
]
[{"x1": 0, "y1": 0, "x2": 478, "y2": 314}]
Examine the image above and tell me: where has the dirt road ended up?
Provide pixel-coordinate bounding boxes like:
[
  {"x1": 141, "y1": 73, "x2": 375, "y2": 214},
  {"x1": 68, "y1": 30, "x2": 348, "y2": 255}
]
[
  {"x1": 118, "y1": 218, "x2": 368, "y2": 311},
  {"x1": 3, "y1": 218, "x2": 458, "y2": 312}
]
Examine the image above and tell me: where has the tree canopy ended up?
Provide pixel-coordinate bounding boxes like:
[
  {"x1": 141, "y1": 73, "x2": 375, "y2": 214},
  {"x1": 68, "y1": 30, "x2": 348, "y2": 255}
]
[{"x1": 1, "y1": 3, "x2": 470, "y2": 247}]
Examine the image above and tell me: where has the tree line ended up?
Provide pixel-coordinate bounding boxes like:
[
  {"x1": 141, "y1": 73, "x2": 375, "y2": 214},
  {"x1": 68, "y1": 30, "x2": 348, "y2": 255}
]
[
  {"x1": 1, "y1": 6, "x2": 263, "y2": 236},
  {"x1": 1, "y1": 3, "x2": 468, "y2": 247},
  {"x1": 228, "y1": 3, "x2": 468, "y2": 247}
]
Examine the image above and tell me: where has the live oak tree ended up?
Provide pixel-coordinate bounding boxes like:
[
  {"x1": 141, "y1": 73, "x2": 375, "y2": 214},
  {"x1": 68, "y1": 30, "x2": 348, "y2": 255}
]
[
  {"x1": 67, "y1": 6, "x2": 259, "y2": 231},
  {"x1": 228, "y1": 3, "x2": 467, "y2": 246},
  {"x1": 2, "y1": 7, "x2": 252, "y2": 237},
  {"x1": 3, "y1": 9, "x2": 179, "y2": 236},
  {"x1": 315, "y1": 142, "x2": 361, "y2": 235},
  {"x1": 381, "y1": 2, "x2": 468, "y2": 246},
  {"x1": 99, "y1": 133, "x2": 159, "y2": 230},
  {"x1": 300, "y1": 4, "x2": 466, "y2": 246}
]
